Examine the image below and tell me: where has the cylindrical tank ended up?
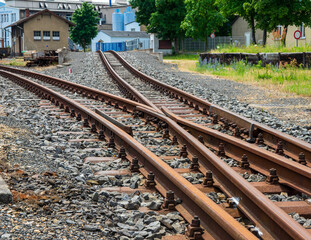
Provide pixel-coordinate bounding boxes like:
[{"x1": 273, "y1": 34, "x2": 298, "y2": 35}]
[
  {"x1": 124, "y1": 7, "x2": 135, "y2": 25},
  {"x1": 112, "y1": 9, "x2": 124, "y2": 31}
]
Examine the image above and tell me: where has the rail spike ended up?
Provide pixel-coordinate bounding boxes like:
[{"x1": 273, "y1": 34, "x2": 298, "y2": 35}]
[
  {"x1": 186, "y1": 216, "x2": 204, "y2": 240},
  {"x1": 162, "y1": 190, "x2": 176, "y2": 210},
  {"x1": 266, "y1": 168, "x2": 279, "y2": 184}
]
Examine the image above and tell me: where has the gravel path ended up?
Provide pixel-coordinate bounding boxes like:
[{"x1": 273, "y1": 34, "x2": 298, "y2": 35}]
[
  {"x1": 0, "y1": 57, "x2": 186, "y2": 239},
  {"x1": 119, "y1": 51, "x2": 311, "y2": 143}
]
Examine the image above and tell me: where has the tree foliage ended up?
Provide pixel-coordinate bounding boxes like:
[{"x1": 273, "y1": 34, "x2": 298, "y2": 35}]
[
  {"x1": 70, "y1": 2, "x2": 99, "y2": 51},
  {"x1": 217, "y1": 0, "x2": 257, "y2": 43},
  {"x1": 254, "y1": 0, "x2": 311, "y2": 45},
  {"x1": 148, "y1": 0, "x2": 186, "y2": 41},
  {"x1": 182, "y1": 0, "x2": 226, "y2": 44},
  {"x1": 129, "y1": 0, "x2": 156, "y2": 26}
]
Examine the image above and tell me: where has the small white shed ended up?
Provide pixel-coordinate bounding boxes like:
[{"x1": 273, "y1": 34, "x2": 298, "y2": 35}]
[
  {"x1": 91, "y1": 30, "x2": 149, "y2": 52},
  {"x1": 125, "y1": 22, "x2": 140, "y2": 32}
]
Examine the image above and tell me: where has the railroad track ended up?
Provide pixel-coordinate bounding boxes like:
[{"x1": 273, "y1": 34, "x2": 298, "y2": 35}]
[
  {"x1": 99, "y1": 51, "x2": 311, "y2": 193},
  {"x1": 102, "y1": 50, "x2": 311, "y2": 166},
  {"x1": 0, "y1": 64, "x2": 310, "y2": 239}
]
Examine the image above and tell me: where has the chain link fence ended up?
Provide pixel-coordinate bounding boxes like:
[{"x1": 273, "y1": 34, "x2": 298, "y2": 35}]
[
  {"x1": 126, "y1": 38, "x2": 150, "y2": 51},
  {"x1": 183, "y1": 36, "x2": 245, "y2": 52}
]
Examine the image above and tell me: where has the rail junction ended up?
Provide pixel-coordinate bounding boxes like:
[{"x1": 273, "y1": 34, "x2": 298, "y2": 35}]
[{"x1": 0, "y1": 51, "x2": 311, "y2": 239}]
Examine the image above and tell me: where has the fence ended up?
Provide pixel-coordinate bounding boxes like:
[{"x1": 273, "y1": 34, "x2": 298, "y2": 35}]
[
  {"x1": 183, "y1": 36, "x2": 245, "y2": 52},
  {"x1": 126, "y1": 38, "x2": 150, "y2": 51},
  {"x1": 200, "y1": 52, "x2": 311, "y2": 67},
  {"x1": 96, "y1": 42, "x2": 127, "y2": 52}
]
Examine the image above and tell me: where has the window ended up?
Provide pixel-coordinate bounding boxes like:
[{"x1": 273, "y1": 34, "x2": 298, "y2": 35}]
[
  {"x1": 11, "y1": 13, "x2": 16, "y2": 22},
  {"x1": 273, "y1": 25, "x2": 283, "y2": 40},
  {"x1": 131, "y1": 28, "x2": 135, "y2": 32},
  {"x1": 34, "y1": 31, "x2": 41, "y2": 40},
  {"x1": 52, "y1": 31, "x2": 60, "y2": 40},
  {"x1": 43, "y1": 31, "x2": 50, "y2": 40},
  {"x1": 1, "y1": 15, "x2": 3, "y2": 23},
  {"x1": 300, "y1": 23, "x2": 306, "y2": 39}
]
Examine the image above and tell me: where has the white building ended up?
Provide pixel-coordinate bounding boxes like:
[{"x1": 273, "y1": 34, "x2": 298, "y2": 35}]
[
  {"x1": 124, "y1": 21, "x2": 139, "y2": 32},
  {"x1": 0, "y1": 5, "x2": 19, "y2": 47},
  {"x1": 91, "y1": 30, "x2": 149, "y2": 51}
]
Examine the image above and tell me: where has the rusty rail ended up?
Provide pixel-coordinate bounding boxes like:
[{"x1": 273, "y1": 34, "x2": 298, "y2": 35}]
[
  {"x1": 107, "y1": 50, "x2": 311, "y2": 164},
  {"x1": 162, "y1": 107, "x2": 311, "y2": 196},
  {"x1": 1, "y1": 61, "x2": 311, "y2": 239},
  {"x1": 0, "y1": 69, "x2": 256, "y2": 240},
  {"x1": 137, "y1": 105, "x2": 311, "y2": 240},
  {"x1": 98, "y1": 51, "x2": 161, "y2": 113},
  {"x1": 0, "y1": 65, "x2": 155, "y2": 115}
]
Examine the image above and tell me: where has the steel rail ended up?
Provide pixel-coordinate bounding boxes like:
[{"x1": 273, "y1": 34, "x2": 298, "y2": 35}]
[
  {"x1": 98, "y1": 51, "x2": 161, "y2": 113},
  {"x1": 0, "y1": 69, "x2": 256, "y2": 240},
  {"x1": 1, "y1": 62, "x2": 310, "y2": 238},
  {"x1": 107, "y1": 50, "x2": 311, "y2": 164},
  {"x1": 162, "y1": 107, "x2": 311, "y2": 195},
  {"x1": 136, "y1": 105, "x2": 311, "y2": 240},
  {"x1": 0, "y1": 65, "x2": 155, "y2": 114}
]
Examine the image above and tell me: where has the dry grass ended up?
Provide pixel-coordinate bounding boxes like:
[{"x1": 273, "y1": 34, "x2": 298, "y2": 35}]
[{"x1": 0, "y1": 57, "x2": 27, "y2": 67}]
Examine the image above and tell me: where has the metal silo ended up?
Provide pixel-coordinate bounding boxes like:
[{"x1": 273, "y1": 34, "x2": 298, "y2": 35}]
[
  {"x1": 112, "y1": 9, "x2": 124, "y2": 31},
  {"x1": 124, "y1": 7, "x2": 135, "y2": 25}
]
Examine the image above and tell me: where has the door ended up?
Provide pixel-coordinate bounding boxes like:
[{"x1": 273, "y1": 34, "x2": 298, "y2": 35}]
[
  {"x1": 245, "y1": 32, "x2": 251, "y2": 46},
  {"x1": 18, "y1": 36, "x2": 21, "y2": 54}
]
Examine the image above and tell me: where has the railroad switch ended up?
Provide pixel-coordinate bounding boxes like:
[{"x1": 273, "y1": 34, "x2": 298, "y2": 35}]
[
  {"x1": 179, "y1": 145, "x2": 188, "y2": 158},
  {"x1": 266, "y1": 168, "x2": 279, "y2": 184},
  {"x1": 163, "y1": 190, "x2": 177, "y2": 210},
  {"x1": 189, "y1": 156, "x2": 200, "y2": 171},
  {"x1": 298, "y1": 152, "x2": 307, "y2": 165},
  {"x1": 129, "y1": 157, "x2": 140, "y2": 172},
  {"x1": 118, "y1": 146, "x2": 127, "y2": 160},
  {"x1": 202, "y1": 171, "x2": 214, "y2": 187},
  {"x1": 240, "y1": 154, "x2": 250, "y2": 169},
  {"x1": 256, "y1": 133, "x2": 264, "y2": 145},
  {"x1": 186, "y1": 216, "x2": 204, "y2": 240},
  {"x1": 145, "y1": 172, "x2": 156, "y2": 189}
]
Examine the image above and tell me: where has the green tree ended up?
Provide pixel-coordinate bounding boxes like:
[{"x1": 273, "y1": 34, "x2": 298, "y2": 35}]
[
  {"x1": 254, "y1": 0, "x2": 311, "y2": 46},
  {"x1": 217, "y1": 0, "x2": 257, "y2": 44},
  {"x1": 129, "y1": 0, "x2": 156, "y2": 26},
  {"x1": 148, "y1": 0, "x2": 186, "y2": 53},
  {"x1": 70, "y1": 2, "x2": 99, "y2": 52},
  {"x1": 182, "y1": 0, "x2": 226, "y2": 49}
]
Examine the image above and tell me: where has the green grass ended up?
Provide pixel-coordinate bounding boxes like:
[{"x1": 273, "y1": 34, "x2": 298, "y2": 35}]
[
  {"x1": 211, "y1": 44, "x2": 311, "y2": 54},
  {"x1": 164, "y1": 54, "x2": 199, "y2": 60},
  {"x1": 196, "y1": 59, "x2": 311, "y2": 96}
]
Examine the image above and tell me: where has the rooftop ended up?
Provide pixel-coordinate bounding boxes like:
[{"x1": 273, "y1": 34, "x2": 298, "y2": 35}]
[
  {"x1": 6, "y1": 8, "x2": 75, "y2": 28},
  {"x1": 101, "y1": 30, "x2": 149, "y2": 38}
]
